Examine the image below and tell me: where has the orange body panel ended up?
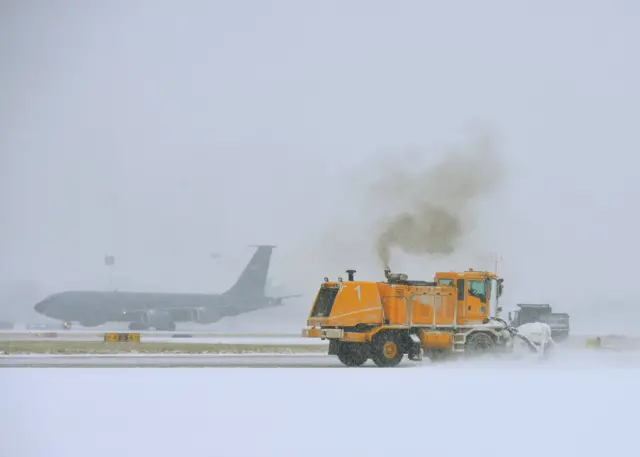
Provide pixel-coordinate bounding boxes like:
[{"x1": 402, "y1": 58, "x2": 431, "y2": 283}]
[
  {"x1": 417, "y1": 330, "x2": 453, "y2": 349},
  {"x1": 304, "y1": 269, "x2": 502, "y2": 351},
  {"x1": 381, "y1": 286, "x2": 408, "y2": 325},
  {"x1": 309, "y1": 281, "x2": 464, "y2": 327},
  {"x1": 342, "y1": 332, "x2": 368, "y2": 342},
  {"x1": 307, "y1": 281, "x2": 384, "y2": 328},
  {"x1": 409, "y1": 292, "x2": 457, "y2": 326}
]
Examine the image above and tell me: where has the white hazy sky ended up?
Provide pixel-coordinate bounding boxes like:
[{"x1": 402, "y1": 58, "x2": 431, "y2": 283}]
[{"x1": 1, "y1": 1, "x2": 639, "y2": 325}]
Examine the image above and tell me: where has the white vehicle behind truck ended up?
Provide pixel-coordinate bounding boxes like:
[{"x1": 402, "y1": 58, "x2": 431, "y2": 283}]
[{"x1": 508, "y1": 304, "x2": 570, "y2": 342}]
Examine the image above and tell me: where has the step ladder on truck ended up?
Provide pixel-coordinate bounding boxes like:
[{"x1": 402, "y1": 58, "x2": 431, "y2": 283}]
[{"x1": 301, "y1": 268, "x2": 549, "y2": 367}]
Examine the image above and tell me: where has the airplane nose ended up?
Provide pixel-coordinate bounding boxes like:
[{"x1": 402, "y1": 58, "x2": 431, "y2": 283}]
[{"x1": 34, "y1": 300, "x2": 50, "y2": 314}]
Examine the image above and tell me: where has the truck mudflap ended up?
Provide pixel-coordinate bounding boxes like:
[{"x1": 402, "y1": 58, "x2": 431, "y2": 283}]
[{"x1": 408, "y1": 333, "x2": 423, "y2": 361}]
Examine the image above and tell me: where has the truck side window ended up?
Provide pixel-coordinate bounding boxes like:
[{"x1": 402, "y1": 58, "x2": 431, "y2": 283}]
[
  {"x1": 468, "y1": 280, "x2": 487, "y2": 303},
  {"x1": 456, "y1": 279, "x2": 465, "y2": 301},
  {"x1": 439, "y1": 279, "x2": 454, "y2": 286}
]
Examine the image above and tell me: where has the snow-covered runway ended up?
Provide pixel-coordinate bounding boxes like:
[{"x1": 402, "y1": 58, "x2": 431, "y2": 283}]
[
  {"x1": 2, "y1": 348, "x2": 638, "y2": 457},
  {"x1": 2, "y1": 346, "x2": 640, "y2": 368}
]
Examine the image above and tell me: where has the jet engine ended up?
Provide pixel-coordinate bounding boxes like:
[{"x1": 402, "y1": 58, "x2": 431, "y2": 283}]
[
  {"x1": 190, "y1": 307, "x2": 218, "y2": 324},
  {"x1": 140, "y1": 310, "x2": 174, "y2": 329}
]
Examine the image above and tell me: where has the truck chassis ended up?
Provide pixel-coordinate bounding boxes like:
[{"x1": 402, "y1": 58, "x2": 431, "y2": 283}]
[{"x1": 304, "y1": 318, "x2": 546, "y2": 367}]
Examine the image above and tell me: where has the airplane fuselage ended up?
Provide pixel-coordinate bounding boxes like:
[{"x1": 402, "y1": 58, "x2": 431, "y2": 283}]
[
  {"x1": 35, "y1": 290, "x2": 279, "y2": 328},
  {"x1": 32, "y1": 246, "x2": 294, "y2": 330}
]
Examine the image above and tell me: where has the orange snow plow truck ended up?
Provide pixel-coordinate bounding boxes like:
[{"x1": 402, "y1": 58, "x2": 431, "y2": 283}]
[{"x1": 302, "y1": 268, "x2": 539, "y2": 367}]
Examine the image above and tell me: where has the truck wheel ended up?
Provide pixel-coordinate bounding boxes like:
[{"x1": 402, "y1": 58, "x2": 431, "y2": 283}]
[
  {"x1": 337, "y1": 342, "x2": 368, "y2": 367},
  {"x1": 371, "y1": 332, "x2": 404, "y2": 367},
  {"x1": 465, "y1": 332, "x2": 495, "y2": 355}
]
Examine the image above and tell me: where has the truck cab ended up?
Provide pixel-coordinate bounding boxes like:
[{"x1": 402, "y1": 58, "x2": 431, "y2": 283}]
[
  {"x1": 508, "y1": 304, "x2": 552, "y2": 327},
  {"x1": 508, "y1": 304, "x2": 570, "y2": 341},
  {"x1": 434, "y1": 269, "x2": 504, "y2": 324}
]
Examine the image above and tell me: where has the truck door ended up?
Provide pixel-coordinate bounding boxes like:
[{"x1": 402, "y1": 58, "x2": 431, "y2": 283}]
[{"x1": 465, "y1": 278, "x2": 489, "y2": 323}]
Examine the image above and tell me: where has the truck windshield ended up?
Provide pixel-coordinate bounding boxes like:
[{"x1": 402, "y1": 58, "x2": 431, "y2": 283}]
[
  {"x1": 310, "y1": 286, "x2": 339, "y2": 317},
  {"x1": 468, "y1": 280, "x2": 487, "y2": 303}
]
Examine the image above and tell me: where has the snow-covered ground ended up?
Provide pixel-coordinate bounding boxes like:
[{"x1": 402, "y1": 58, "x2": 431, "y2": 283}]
[{"x1": 2, "y1": 350, "x2": 638, "y2": 457}]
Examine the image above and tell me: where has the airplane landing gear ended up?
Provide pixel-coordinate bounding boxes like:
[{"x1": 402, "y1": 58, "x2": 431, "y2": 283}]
[{"x1": 128, "y1": 322, "x2": 149, "y2": 331}]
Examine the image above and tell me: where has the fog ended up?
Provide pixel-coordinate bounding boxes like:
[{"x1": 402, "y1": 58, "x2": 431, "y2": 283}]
[{"x1": 2, "y1": 1, "x2": 639, "y2": 332}]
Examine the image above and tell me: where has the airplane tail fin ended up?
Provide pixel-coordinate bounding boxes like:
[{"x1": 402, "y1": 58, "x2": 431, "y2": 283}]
[{"x1": 224, "y1": 245, "x2": 275, "y2": 298}]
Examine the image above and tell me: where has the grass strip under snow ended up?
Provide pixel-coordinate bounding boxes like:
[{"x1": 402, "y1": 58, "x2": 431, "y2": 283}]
[{"x1": 0, "y1": 341, "x2": 329, "y2": 355}]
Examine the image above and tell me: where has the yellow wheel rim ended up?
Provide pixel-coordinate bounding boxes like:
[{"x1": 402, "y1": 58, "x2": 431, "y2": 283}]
[{"x1": 383, "y1": 341, "x2": 397, "y2": 358}]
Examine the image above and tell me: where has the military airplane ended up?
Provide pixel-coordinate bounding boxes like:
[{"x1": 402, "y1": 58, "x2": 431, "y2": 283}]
[{"x1": 33, "y1": 245, "x2": 300, "y2": 331}]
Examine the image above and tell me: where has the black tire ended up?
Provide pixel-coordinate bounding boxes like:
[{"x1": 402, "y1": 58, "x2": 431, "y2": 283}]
[
  {"x1": 371, "y1": 332, "x2": 404, "y2": 367},
  {"x1": 465, "y1": 332, "x2": 495, "y2": 355},
  {"x1": 337, "y1": 342, "x2": 369, "y2": 367}
]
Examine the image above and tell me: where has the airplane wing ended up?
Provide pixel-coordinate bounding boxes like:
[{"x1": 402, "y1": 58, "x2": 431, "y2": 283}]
[{"x1": 268, "y1": 294, "x2": 303, "y2": 305}]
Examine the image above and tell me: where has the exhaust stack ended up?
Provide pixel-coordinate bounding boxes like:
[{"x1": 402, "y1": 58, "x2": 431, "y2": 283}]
[{"x1": 384, "y1": 269, "x2": 408, "y2": 283}]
